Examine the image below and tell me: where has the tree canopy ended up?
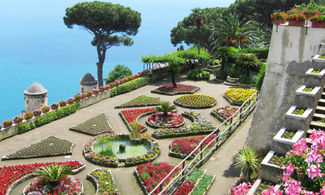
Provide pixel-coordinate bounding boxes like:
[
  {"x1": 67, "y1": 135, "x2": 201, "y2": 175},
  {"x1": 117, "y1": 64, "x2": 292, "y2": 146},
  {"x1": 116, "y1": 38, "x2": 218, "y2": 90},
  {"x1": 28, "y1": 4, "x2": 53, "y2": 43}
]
[
  {"x1": 64, "y1": 1, "x2": 141, "y2": 87},
  {"x1": 104, "y1": 64, "x2": 132, "y2": 84}
]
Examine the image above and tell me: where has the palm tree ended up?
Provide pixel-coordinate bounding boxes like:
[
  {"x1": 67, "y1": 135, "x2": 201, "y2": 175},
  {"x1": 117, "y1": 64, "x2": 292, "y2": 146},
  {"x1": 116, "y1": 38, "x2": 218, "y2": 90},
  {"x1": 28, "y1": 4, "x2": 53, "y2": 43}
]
[
  {"x1": 236, "y1": 53, "x2": 258, "y2": 78},
  {"x1": 155, "y1": 101, "x2": 177, "y2": 117},
  {"x1": 234, "y1": 147, "x2": 261, "y2": 181},
  {"x1": 209, "y1": 12, "x2": 257, "y2": 50},
  {"x1": 35, "y1": 164, "x2": 72, "y2": 187},
  {"x1": 192, "y1": 9, "x2": 206, "y2": 54}
]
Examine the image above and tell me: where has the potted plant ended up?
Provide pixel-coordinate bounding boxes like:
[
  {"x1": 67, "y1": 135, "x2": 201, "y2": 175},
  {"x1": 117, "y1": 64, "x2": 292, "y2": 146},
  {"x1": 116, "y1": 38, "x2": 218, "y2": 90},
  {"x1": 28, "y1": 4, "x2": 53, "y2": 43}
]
[
  {"x1": 33, "y1": 109, "x2": 42, "y2": 117},
  {"x1": 0, "y1": 124, "x2": 2, "y2": 130},
  {"x1": 92, "y1": 89, "x2": 99, "y2": 95},
  {"x1": 74, "y1": 94, "x2": 81, "y2": 102},
  {"x1": 51, "y1": 103, "x2": 59, "y2": 110},
  {"x1": 24, "y1": 112, "x2": 33, "y2": 120},
  {"x1": 310, "y1": 14, "x2": 325, "y2": 28},
  {"x1": 81, "y1": 93, "x2": 87, "y2": 99},
  {"x1": 287, "y1": 13, "x2": 306, "y2": 26},
  {"x1": 41, "y1": 106, "x2": 50, "y2": 113},
  {"x1": 99, "y1": 86, "x2": 105, "y2": 92},
  {"x1": 59, "y1": 100, "x2": 67, "y2": 107},
  {"x1": 67, "y1": 98, "x2": 74, "y2": 104},
  {"x1": 270, "y1": 11, "x2": 287, "y2": 25},
  {"x1": 2, "y1": 119, "x2": 13, "y2": 128},
  {"x1": 108, "y1": 82, "x2": 116, "y2": 88},
  {"x1": 13, "y1": 115, "x2": 23, "y2": 124},
  {"x1": 302, "y1": 9, "x2": 320, "y2": 19}
]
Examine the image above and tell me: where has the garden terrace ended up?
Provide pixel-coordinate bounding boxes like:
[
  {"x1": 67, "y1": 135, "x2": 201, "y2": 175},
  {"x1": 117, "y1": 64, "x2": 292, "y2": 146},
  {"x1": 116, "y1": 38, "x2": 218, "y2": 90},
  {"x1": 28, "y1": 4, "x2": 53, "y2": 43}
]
[
  {"x1": 69, "y1": 113, "x2": 114, "y2": 136},
  {"x1": 0, "y1": 76, "x2": 255, "y2": 195}
]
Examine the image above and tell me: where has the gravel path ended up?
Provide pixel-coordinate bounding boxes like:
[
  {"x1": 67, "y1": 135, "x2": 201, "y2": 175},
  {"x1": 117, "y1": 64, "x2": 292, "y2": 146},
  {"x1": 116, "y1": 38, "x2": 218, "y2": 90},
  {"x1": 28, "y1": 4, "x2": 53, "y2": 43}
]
[{"x1": 0, "y1": 75, "x2": 253, "y2": 195}]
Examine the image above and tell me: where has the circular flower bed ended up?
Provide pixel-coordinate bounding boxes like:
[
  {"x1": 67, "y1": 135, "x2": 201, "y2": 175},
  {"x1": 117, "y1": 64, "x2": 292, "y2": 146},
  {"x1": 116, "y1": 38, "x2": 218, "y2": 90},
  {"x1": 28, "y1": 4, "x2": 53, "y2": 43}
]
[
  {"x1": 224, "y1": 88, "x2": 256, "y2": 106},
  {"x1": 83, "y1": 133, "x2": 160, "y2": 167},
  {"x1": 23, "y1": 175, "x2": 83, "y2": 195},
  {"x1": 174, "y1": 94, "x2": 216, "y2": 109},
  {"x1": 146, "y1": 112, "x2": 184, "y2": 128}
]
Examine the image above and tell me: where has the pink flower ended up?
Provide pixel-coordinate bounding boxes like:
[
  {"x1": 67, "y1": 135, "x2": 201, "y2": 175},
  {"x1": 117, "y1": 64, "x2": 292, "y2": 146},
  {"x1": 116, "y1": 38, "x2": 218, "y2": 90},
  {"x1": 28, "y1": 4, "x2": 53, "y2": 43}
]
[
  {"x1": 307, "y1": 164, "x2": 322, "y2": 179},
  {"x1": 285, "y1": 161, "x2": 294, "y2": 176},
  {"x1": 262, "y1": 186, "x2": 283, "y2": 195},
  {"x1": 305, "y1": 150, "x2": 323, "y2": 164},
  {"x1": 284, "y1": 179, "x2": 302, "y2": 194},
  {"x1": 232, "y1": 182, "x2": 251, "y2": 195},
  {"x1": 290, "y1": 139, "x2": 309, "y2": 156}
]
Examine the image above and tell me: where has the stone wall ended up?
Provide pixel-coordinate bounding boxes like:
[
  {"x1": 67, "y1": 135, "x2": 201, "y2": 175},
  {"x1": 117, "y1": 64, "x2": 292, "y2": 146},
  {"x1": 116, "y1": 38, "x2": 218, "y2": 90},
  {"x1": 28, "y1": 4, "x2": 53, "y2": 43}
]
[{"x1": 246, "y1": 25, "x2": 325, "y2": 152}]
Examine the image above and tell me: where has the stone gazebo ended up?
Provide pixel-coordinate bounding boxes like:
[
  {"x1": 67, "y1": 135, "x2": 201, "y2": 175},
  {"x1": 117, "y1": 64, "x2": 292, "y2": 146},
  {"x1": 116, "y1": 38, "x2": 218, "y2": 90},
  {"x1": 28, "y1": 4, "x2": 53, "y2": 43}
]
[
  {"x1": 24, "y1": 82, "x2": 48, "y2": 112},
  {"x1": 80, "y1": 73, "x2": 97, "y2": 93}
]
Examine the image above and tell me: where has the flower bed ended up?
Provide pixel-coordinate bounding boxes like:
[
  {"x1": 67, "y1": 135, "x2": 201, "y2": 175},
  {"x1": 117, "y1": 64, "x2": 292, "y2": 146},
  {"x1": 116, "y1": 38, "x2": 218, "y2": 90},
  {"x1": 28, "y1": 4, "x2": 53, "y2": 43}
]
[
  {"x1": 191, "y1": 174, "x2": 215, "y2": 195},
  {"x1": 87, "y1": 168, "x2": 120, "y2": 195},
  {"x1": 175, "y1": 169, "x2": 204, "y2": 195},
  {"x1": 255, "y1": 180, "x2": 276, "y2": 195},
  {"x1": 83, "y1": 133, "x2": 160, "y2": 167},
  {"x1": 24, "y1": 175, "x2": 83, "y2": 195},
  {"x1": 174, "y1": 94, "x2": 217, "y2": 109},
  {"x1": 151, "y1": 83, "x2": 200, "y2": 95},
  {"x1": 281, "y1": 129, "x2": 297, "y2": 139},
  {"x1": 0, "y1": 160, "x2": 84, "y2": 195},
  {"x1": 224, "y1": 88, "x2": 257, "y2": 106},
  {"x1": 134, "y1": 161, "x2": 181, "y2": 194},
  {"x1": 2, "y1": 136, "x2": 73, "y2": 160},
  {"x1": 115, "y1": 95, "x2": 160, "y2": 108},
  {"x1": 152, "y1": 110, "x2": 214, "y2": 139},
  {"x1": 120, "y1": 107, "x2": 156, "y2": 133},
  {"x1": 169, "y1": 134, "x2": 217, "y2": 159},
  {"x1": 146, "y1": 112, "x2": 184, "y2": 128},
  {"x1": 211, "y1": 106, "x2": 238, "y2": 122},
  {"x1": 69, "y1": 113, "x2": 114, "y2": 136}
]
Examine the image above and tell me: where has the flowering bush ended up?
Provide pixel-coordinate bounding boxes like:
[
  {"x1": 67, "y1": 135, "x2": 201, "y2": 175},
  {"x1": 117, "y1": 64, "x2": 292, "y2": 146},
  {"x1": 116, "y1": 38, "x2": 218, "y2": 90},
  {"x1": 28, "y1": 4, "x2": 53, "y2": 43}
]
[
  {"x1": 151, "y1": 83, "x2": 200, "y2": 95},
  {"x1": 120, "y1": 107, "x2": 155, "y2": 132},
  {"x1": 33, "y1": 109, "x2": 42, "y2": 117},
  {"x1": 232, "y1": 182, "x2": 251, "y2": 195},
  {"x1": 51, "y1": 103, "x2": 59, "y2": 110},
  {"x1": 310, "y1": 14, "x2": 325, "y2": 23},
  {"x1": 59, "y1": 100, "x2": 67, "y2": 107},
  {"x1": 41, "y1": 106, "x2": 50, "y2": 113},
  {"x1": 74, "y1": 94, "x2": 81, "y2": 102},
  {"x1": 224, "y1": 88, "x2": 256, "y2": 106},
  {"x1": 261, "y1": 129, "x2": 325, "y2": 194},
  {"x1": 170, "y1": 134, "x2": 217, "y2": 157},
  {"x1": 147, "y1": 112, "x2": 184, "y2": 128},
  {"x1": 174, "y1": 94, "x2": 217, "y2": 108},
  {"x1": 0, "y1": 160, "x2": 83, "y2": 195},
  {"x1": 287, "y1": 13, "x2": 306, "y2": 21},
  {"x1": 2, "y1": 119, "x2": 13, "y2": 128},
  {"x1": 67, "y1": 98, "x2": 74, "y2": 104},
  {"x1": 24, "y1": 175, "x2": 82, "y2": 195},
  {"x1": 211, "y1": 106, "x2": 238, "y2": 122},
  {"x1": 13, "y1": 115, "x2": 23, "y2": 124},
  {"x1": 270, "y1": 11, "x2": 287, "y2": 21},
  {"x1": 24, "y1": 112, "x2": 33, "y2": 120},
  {"x1": 136, "y1": 162, "x2": 181, "y2": 194}
]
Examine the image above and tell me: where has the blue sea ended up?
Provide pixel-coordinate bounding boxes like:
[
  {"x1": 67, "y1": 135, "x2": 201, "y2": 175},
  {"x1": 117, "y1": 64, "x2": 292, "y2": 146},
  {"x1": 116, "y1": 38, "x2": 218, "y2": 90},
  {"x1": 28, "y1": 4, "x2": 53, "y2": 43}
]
[{"x1": 0, "y1": 0, "x2": 234, "y2": 121}]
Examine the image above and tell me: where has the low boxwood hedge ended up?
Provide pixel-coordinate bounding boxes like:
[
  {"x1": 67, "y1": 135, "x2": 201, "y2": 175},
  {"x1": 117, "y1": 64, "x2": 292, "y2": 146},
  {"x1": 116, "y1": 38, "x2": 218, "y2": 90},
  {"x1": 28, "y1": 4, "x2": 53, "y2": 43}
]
[{"x1": 110, "y1": 77, "x2": 149, "y2": 97}]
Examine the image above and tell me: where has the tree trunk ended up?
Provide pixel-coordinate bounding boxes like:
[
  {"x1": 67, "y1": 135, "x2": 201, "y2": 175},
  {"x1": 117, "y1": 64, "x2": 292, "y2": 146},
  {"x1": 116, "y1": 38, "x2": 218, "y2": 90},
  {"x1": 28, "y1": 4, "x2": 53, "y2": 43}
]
[
  {"x1": 170, "y1": 72, "x2": 177, "y2": 88},
  {"x1": 96, "y1": 40, "x2": 107, "y2": 87}
]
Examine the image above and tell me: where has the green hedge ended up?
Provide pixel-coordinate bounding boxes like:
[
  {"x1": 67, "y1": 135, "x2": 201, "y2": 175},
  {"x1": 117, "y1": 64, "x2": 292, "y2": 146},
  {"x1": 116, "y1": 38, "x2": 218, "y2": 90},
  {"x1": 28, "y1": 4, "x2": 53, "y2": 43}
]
[
  {"x1": 34, "y1": 103, "x2": 80, "y2": 128},
  {"x1": 18, "y1": 121, "x2": 36, "y2": 134},
  {"x1": 110, "y1": 77, "x2": 149, "y2": 97},
  {"x1": 188, "y1": 69, "x2": 210, "y2": 81}
]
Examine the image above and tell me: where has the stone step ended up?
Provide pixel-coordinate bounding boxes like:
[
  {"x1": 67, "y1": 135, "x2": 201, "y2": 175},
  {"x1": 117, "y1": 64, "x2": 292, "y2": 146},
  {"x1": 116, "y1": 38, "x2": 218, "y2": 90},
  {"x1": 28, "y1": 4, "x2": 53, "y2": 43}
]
[
  {"x1": 312, "y1": 113, "x2": 325, "y2": 121},
  {"x1": 316, "y1": 106, "x2": 325, "y2": 114},
  {"x1": 321, "y1": 92, "x2": 325, "y2": 99},
  {"x1": 318, "y1": 99, "x2": 325, "y2": 107},
  {"x1": 309, "y1": 121, "x2": 325, "y2": 131}
]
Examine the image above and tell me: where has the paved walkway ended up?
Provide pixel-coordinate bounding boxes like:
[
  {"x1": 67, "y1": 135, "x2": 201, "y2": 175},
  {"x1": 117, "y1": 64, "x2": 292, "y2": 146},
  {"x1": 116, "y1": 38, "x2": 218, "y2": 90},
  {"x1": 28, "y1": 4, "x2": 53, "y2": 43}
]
[{"x1": 0, "y1": 75, "x2": 253, "y2": 195}]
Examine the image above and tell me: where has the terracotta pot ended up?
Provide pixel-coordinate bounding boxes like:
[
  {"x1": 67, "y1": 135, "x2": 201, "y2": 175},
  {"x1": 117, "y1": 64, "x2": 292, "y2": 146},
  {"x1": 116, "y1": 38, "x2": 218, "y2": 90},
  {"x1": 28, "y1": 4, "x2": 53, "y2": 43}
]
[
  {"x1": 311, "y1": 22, "x2": 325, "y2": 28},
  {"x1": 288, "y1": 20, "x2": 305, "y2": 27}
]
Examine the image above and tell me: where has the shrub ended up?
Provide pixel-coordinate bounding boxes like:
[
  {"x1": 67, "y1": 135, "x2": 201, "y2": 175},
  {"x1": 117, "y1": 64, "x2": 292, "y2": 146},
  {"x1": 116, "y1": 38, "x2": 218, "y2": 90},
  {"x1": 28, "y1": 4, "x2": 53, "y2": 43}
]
[
  {"x1": 41, "y1": 106, "x2": 50, "y2": 113},
  {"x1": 256, "y1": 63, "x2": 266, "y2": 91},
  {"x1": 2, "y1": 119, "x2": 13, "y2": 128},
  {"x1": 59, "y1": 100, "x2": 67, "y2": 107},
  {"x1": 33, "y1": 109, "x2": 42, "y2": 117},
  {"x1": 24, "y1": 112, "x2": 33, "y2": 120},
  {"x1": 104, "y1": 64, "x2": 132, "y2": 84},
  {"x1": 13, "y1": 116, "x2": 23, "y2": 124},
  {"x1": 51, "y1": 103, "x2": 59, "y2": 110},
  {"x1": 214, "y1": 69, "x2": 227, "y2": 80},
  {"x1": 110, "y1": 77, "x2": 149, "y2": 97},
  {"x1": 18, "y1": 122, "x2": 35, "y2": 134},
  {"x1": 188, "y1": 69, "x2": 210, "y2": 81},
  {"x1": 201, "y1": 71, "x2": 210, "y2": 80}
]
